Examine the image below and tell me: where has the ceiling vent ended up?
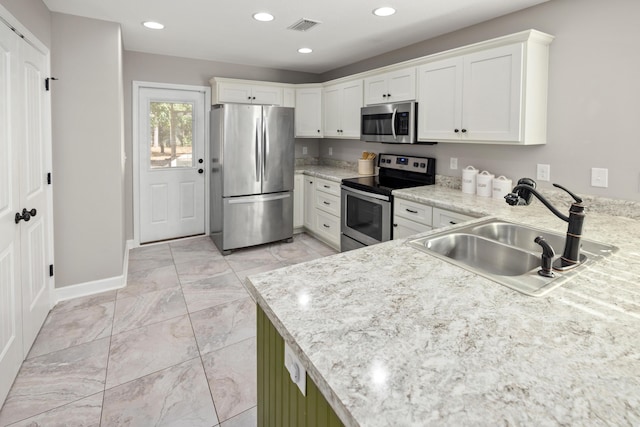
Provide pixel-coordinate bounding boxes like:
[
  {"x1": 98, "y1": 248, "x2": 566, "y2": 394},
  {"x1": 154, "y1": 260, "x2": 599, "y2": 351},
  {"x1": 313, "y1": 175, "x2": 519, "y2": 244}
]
[{"x1": 287, "y1": 18, "x2": 321, "y2": 32}]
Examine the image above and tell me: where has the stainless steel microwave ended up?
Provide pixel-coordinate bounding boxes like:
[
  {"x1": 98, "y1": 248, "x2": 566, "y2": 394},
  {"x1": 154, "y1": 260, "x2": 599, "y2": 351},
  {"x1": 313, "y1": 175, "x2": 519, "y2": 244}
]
[{"x1": 360, "y1": 102, "x2": 417, "y2": 144}]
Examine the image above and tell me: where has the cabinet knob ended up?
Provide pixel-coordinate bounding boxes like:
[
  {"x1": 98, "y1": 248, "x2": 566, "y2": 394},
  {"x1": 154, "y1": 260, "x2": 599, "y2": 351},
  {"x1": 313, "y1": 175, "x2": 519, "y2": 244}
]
[
  {"x1": 382, "y1": 94, "x2": 387, "y2": 98},
  {"x1": 317, "y1": 129, "x2": 320, "y2": 133},
  {"x1": 454, "y1": 129, "x2": 459, "y2": 133},
  {"x1": 393, "y1": 223, "x2": 398, "y2": 227},
  {"x1": 461, "y1": 129, "x2": 467, "y2": 133},
  {"x1": 387, "y1": 93, "x2": 391, "y2": 97}
]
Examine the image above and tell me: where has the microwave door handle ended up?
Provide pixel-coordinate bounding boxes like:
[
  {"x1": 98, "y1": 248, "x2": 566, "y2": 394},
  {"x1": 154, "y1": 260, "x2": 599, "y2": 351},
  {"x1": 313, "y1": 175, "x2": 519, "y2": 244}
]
[{"x1": 391, "y1": 108, "x2": 397, "y2": 139}]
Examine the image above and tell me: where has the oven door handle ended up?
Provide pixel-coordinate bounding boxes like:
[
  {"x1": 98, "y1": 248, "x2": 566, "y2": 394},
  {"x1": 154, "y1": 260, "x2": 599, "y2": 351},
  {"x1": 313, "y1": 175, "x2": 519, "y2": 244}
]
[{"x1": 341, "y1": 185, "x2": 390, "y2": 202}]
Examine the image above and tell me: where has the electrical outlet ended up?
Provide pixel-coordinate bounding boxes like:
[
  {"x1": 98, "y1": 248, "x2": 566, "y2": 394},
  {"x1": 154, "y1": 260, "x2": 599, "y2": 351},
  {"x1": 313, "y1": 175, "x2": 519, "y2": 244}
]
[
  {"x1": 537, "y1": 164, "x2": 550, "y2": 181},
  {"x1": 302, "y1": 146, "x2": 308, "y2": 155},
  {"x1": 328, "y1": 147, "x2": 333, "y2": 156},
  {"x1": 591, "y1": 168, "x2": 608, "y2": 188},
  {"x1": 284, "y1": 343, "x2": 306, "y2": 396},
  {"x1": 450, "y1": 157, "x2": 458, "y2": 170}
]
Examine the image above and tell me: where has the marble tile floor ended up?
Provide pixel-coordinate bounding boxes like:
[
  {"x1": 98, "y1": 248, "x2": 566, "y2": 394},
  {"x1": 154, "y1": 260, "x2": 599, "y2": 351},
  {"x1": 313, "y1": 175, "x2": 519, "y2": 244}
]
[{"x1": 0, "y1": 233, "x2": 337, "y2": 427}]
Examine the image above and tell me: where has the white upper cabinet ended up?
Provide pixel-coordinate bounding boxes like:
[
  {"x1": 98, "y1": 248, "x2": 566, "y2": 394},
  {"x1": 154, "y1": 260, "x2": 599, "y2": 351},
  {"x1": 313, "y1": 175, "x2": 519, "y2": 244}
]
[
  {"x1": 212, "y1": 79, "x2": 284, "y2": 105},
  {"x1": 295, "y1": 87, "x2": 323, "y2": 137},
  {"x1": 417, "y1": 31, "x2": 553, "y2": 145},
  {"x1": 323, "y1": 80, "x2": 363, "y2": 138},
  {"x1": 364, "y1": 68, "x2": 416, "y2": 105}
]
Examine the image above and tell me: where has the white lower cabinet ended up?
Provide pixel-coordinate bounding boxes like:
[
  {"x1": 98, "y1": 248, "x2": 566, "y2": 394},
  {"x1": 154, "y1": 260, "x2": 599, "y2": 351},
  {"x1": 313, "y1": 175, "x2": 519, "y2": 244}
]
[
  {"x1": 301, "y1": 175, "x2": 341, "y2": 250},
  {"x1": 393, "y1": 216, "x2": 432, "y2": 240},
  {"x1": 432, "y1": 207, "x2": 475, "y2": 228},
  {"x1": 294, "y1": 174, "x2": 304, "y2": 229},
  {"x1": 393, "y1": 199, "x2": 433, "y2": 240},
  {"x1": 303, "y1": 177, "x2": 316, "y2": 231},
  {"x1": 393, "y1": 198, "x2": 476, "y2": 239}
]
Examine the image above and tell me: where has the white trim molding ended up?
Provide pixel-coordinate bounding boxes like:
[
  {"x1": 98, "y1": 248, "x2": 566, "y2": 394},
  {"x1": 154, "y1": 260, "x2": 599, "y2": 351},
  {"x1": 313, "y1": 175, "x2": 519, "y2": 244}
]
[{"x1": 53, "y1": 240, "x2": 133, "y2": 303}]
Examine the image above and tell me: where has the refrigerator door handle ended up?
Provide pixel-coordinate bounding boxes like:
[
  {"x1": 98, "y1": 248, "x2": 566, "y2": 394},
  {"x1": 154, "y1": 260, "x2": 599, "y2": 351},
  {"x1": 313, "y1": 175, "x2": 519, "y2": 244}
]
[
  {"x1": 255, "y1": 118, "x2": 261, "y2": 182},
  {"x1": 263, "y1": 114, "x2": 268, "y2": 182},
  {"x1": 227, "y1": 193, "x2": 291, "y2": 204}
]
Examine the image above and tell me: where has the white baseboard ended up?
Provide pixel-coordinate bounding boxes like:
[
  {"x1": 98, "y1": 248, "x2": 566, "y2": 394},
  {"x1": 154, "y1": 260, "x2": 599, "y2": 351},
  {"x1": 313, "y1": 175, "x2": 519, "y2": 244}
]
[{"x1": 53, "y1": 240, "x2": 133, "y2": 303}]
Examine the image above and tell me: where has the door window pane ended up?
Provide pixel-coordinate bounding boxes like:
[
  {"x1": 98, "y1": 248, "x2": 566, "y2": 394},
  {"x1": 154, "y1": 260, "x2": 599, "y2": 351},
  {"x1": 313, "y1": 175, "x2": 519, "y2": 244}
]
[{"x1": 149, "y1": 101, "x2": 194, "y2": 169}]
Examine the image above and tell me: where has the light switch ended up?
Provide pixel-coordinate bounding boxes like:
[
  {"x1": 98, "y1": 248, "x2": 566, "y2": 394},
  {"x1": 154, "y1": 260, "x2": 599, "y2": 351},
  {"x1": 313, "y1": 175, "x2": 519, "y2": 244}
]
[
  {"x1": 536, "y1": 164, "x2": 550, "y2": 182},
  {"x1": 591, "y1": 168, "x2": 608, "y2": 188},
  {"x1": 450, "y1": 157, "x2": 458, "y2": 170},
  {"x1": 302, "y1": 146, "x2": 308, "y2": 155}
]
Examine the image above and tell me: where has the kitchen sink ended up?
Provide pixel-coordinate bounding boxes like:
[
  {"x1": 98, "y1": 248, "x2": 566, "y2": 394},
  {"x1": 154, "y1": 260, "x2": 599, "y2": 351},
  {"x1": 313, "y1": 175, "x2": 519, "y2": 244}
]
[{"x1": 408, "y1": 218, "x2": 618, "y2": 296}]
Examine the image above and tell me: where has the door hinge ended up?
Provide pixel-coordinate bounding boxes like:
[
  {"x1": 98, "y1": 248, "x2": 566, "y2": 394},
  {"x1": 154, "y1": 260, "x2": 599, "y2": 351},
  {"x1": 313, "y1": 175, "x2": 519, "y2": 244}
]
[
  {"x1": 45, "y1": 77, "x2": 58, "y2": 91},
  {"x1": 49, "y1": 264, "x2": 54, "y2": 277}
]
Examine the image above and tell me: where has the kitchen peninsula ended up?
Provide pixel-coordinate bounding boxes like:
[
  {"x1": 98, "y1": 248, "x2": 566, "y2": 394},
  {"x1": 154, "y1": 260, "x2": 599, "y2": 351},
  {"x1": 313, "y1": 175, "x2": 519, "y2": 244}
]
[{"x1": 246, "y1": 181, "x2": 640, "y2": 426}]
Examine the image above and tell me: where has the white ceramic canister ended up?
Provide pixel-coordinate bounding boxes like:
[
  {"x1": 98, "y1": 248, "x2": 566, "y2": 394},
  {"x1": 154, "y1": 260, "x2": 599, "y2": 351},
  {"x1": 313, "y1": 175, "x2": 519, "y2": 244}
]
[
  {"x1": 492, "y1": 175, "x2": 513, "y2": 200},
  {"x1": 476, "y1": 170, "x2": 494, "y2": 197},
  {"x1": 461, "y1": 166, "x2": 478, "y2": 194}
]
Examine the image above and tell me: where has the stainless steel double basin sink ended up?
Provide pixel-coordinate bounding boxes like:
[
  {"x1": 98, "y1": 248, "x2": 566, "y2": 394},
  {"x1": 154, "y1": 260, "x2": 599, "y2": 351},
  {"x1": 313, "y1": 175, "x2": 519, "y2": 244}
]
[{"x1": 408, "y1": 218, "x2": 618, "y2": 296}]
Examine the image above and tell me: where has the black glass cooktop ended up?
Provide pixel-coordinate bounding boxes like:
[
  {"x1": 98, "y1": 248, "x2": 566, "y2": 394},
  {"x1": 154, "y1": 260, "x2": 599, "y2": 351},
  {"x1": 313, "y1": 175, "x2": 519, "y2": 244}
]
[{"x1": 341, "y1": 175, "x2": 430, "y2": 197}]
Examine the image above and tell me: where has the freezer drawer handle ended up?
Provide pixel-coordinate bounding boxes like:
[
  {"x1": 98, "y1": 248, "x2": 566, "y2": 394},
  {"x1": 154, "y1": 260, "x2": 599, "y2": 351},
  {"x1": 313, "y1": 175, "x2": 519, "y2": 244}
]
[{"x1": 227, "y1": 193, "x2": 291, "y2": 205}]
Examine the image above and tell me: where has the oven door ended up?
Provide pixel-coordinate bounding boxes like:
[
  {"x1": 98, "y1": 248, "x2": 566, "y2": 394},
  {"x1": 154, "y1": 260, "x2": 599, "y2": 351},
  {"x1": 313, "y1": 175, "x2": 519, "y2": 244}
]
[{"x1": 341, "y1": 185, "x2": 391, "y2": 247}]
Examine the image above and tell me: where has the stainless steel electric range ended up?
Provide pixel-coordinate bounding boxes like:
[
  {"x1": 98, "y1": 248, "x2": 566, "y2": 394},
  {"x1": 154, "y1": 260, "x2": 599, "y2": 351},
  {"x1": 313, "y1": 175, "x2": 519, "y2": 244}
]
[{"x1": 340, "y1": 154, "x2": 436, "y2": 251}]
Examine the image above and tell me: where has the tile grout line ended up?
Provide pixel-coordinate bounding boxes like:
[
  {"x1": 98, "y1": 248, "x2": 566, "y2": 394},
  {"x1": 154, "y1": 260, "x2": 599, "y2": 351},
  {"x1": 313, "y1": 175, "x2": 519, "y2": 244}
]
[{"x1": 99, "y1": 277, "x2": 119, "y2": 426}]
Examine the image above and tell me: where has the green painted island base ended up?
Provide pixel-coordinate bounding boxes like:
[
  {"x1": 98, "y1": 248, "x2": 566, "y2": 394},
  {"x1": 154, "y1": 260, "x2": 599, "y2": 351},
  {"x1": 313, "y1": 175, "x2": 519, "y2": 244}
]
[{"x1": 257, "y1": 305, "x2": 345, "y2": 427}]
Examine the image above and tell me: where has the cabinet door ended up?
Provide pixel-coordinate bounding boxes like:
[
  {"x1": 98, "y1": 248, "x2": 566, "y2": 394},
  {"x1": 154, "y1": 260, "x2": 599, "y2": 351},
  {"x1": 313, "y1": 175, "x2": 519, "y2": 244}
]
[
  {"x1": 417, "y1": 57, "x2": 463, "y2": 142},
  {"x1": 340, "y1": 81, "x2": 363, "y2": 138},
  {"x1": 393, "y1": 216, "x2": 432, "y2": 240},
  {"x1": 462, "y1": 43, "x2": 523, "y2": 142},
  {"x1": 293, "y1": 174, "x2": 304, "y2": 228},
  {"x1": 283, "y1": 88, "x2": 295, "y2": 108},
  {"x1": 386, "y1": 68, "x2": 416, "y2": 102},
  {"x1": 323, "y1": 85, "x2": 341, "y2": 137},
  {"x1": 295, "y1": 88, "x2": 323, "y2": 137},
  {"x1": 363, "y1": 74, "x2": 388, "y2": 105},
  {"x1": 252, "y1": 85, "x2": 283, "y2": 106},
  {"x1": 432, "y1": 207, "x2": 475, "y2": 228},
  {"x1": 303, "y1": 177, "x2": 316, "y2": 231},
  {"x1": 217, "y1": 82, "x2": 254, "y2": 104}
]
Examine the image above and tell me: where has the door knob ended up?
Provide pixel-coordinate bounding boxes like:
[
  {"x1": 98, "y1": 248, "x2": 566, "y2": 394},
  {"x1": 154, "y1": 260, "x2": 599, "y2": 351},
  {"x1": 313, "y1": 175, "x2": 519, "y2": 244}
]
[{"x1": 15, "y1": 208, "x2": 37, "y2": 224}]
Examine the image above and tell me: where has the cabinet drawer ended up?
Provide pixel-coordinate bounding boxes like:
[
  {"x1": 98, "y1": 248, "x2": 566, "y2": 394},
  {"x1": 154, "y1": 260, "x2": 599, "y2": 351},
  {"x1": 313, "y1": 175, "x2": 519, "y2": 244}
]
[
  {"x1": 393, "y1": 216, "x2": 432, "y2": 240},
  {"x1": 314, "y1": 210, "x2": 340, "y2": 247},
  {"x1": 315, "y1": 178, "x2": 340, "y2": 197},
  {"x1": 316, "y1": 192, "x2": 340, "y2": 216},
  {"x1": 432, "y1": 207, "x2": 475, "y2": 228},
  {"x1": 394, "y1": 199, "x2": 433, "y2": 226}
]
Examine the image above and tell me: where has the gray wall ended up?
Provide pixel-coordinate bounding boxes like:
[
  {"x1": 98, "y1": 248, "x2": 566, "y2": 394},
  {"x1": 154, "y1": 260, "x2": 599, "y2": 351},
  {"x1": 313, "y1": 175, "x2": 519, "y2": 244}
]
[
  {"x1": 320, "y1": 0, "x2": 640, "y2": 202},
  {"x1": 0, "y1": 0, "x2": 50, "y2": 48},
  {"x1": 122, "y1": 51, "x2": 320, "y2": 239},
  {"x1": 51, "y1": 13, "x2": 125, "y2": 288}
]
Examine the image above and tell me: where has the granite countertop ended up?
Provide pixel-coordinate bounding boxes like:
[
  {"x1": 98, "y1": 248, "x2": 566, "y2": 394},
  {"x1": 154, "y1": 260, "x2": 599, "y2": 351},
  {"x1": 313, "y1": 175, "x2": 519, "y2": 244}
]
[
  {"x1": 246, "y1": 182, "x2": 640, "y2": 426},
  {"x1": 295, "y1": 165, "x2": 374, "y2": 182}
]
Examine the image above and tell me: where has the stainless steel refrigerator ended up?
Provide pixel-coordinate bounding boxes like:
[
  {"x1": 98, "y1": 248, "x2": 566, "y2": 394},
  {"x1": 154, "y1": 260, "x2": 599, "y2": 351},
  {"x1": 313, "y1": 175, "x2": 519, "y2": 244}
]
[{"x1": 210, "y1": 104, "x2": 294, "y2": 254}]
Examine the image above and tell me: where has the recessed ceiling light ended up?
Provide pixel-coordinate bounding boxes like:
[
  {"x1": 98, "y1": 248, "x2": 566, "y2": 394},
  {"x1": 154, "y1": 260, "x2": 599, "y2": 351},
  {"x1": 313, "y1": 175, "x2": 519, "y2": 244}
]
[
  {"x1": 253, "y1": 12, "x2": 275, "y2": 22},
  {"x1": 142, "y1": 21, "x2": 164, "y2": 30},
  {"x1": 298, "y1": 48, "x2": 313, "y2": 54},
  {"x1": 373, "y1": 7, "x2": 396, "y2": 17}
]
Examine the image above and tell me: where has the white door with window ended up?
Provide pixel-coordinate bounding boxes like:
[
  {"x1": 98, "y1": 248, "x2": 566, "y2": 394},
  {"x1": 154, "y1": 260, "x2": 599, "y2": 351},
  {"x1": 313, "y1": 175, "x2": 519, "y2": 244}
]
[
  {"x1": 136, "y1": 85, "x2": 207, "y2": 244},
  {"x1": 0, "y1": 19, "x2": 52, "y2": 406}
]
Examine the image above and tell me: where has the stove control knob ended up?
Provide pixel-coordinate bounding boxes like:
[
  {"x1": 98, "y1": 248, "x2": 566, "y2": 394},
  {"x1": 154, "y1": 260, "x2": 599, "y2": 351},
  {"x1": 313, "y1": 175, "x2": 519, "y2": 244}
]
[
  {"x1": 413, "y1": 162, "x2": 418, "y2": 167},
  {"x1": 420, "y1": 163, "x2": 426, "y2": 168},
  {"x1": 386, "y1": 159, "x2": 391, "y2": 163}
]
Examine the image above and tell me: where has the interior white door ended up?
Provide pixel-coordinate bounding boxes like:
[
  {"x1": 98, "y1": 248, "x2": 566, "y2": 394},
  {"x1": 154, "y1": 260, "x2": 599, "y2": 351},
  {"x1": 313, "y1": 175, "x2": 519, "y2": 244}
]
[
  {"x1": 0, "y1": 21, "x2": 24, "y2": 407},
  {"x1": 0, "y1": 21, "x2": 51, "y2": 406},
  {"x1": 138, "y1": 87, "x2": 206, "y2": 243},
  {"x1": 18, "y1": 36, "x2": 50, "y2": 354}
]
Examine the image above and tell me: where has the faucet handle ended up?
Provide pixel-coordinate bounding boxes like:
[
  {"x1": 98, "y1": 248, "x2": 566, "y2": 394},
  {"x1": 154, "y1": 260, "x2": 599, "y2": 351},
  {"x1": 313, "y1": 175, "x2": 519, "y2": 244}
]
[{"x1": 553, "y1": 183, "x2": 583, "y2": 204}]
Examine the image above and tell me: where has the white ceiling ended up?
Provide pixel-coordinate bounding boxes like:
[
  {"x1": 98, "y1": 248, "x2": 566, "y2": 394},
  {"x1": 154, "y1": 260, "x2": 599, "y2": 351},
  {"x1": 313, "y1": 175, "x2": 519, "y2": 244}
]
[{"x1": 42, "y1": 0, "x2": 548, "y2": 74}]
